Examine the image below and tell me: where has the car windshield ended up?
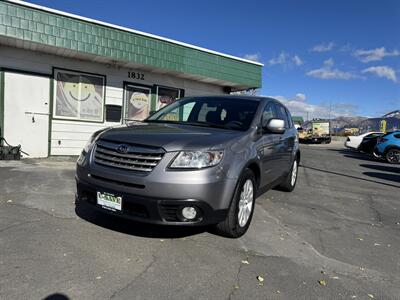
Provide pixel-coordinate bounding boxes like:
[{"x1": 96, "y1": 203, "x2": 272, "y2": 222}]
[{"x1": 146, "y1": 97, "x2": 259, "y2": 131}]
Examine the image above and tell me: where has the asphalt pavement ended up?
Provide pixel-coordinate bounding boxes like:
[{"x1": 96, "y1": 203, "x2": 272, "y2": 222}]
[{"x1": 0, "y1": 143, "x2": 399, "y2": 300}]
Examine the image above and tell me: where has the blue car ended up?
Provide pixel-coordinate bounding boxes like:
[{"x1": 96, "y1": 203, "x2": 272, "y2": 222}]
[{"x1": 374, "y1": 131, "x2": 400, "y2": 164}]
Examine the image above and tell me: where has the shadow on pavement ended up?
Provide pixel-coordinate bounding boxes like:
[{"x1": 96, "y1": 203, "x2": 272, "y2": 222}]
[
  {"x1": 327, "y1": 148, "x2": 384, "y2": 163},
  {"x1": 300, "y1": 164, "x2": 399, "y2": 188},
  {"x1": 360, "y1": 164, "x2": 400, "y2": 174},
  {"x1": 42, "y1": 293, "x2": 70, "y2": 300},
  {"x1": 75, "y1": 202, "x2": 209, "y2": 239},
  {"x1": 363, "y1": 172, "x2": 400, "y2": 184}
]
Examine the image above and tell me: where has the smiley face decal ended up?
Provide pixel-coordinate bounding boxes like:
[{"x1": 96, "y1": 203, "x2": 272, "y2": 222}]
[
  {"x1": 55, "y1": 71, "x2": 104, "y2": 120},
  {"x1": 63, "y1": 77, "x2": 97, "y2": 102}
]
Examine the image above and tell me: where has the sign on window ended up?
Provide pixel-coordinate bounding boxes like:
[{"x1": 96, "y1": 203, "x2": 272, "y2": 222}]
[
  {"x1": 124, "y1": 85, "x2": 151, "y2": 121},
  {"x1": 54, "y1": 70, "x2": 105, "y2": 122}
]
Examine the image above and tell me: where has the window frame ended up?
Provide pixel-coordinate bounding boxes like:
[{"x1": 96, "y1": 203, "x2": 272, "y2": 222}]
[
  {"x1": 261, "y1": 101, "x2": 278, "y2": 128},
  {"x1": 274, "y1": 102, "x2": 290, "y2": 129},
  {"x1": 52, "y1": 68, "x2": 106, "y2": 123},
  {"x1": 155, "y1": 85, "x2": 184, "y2": 111}
]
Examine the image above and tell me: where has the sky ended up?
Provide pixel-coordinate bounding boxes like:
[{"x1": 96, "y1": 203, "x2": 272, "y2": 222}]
[{"x1": 28, "y1": 0, "x2": 400, "y2": 119}]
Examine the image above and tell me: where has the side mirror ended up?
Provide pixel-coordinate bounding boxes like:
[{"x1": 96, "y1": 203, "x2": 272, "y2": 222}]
[{"x1": 264, "y1": 118, "x2": 286, "y2": 134}]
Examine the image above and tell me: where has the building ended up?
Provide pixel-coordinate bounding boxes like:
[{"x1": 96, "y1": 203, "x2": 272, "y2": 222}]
[
  {"x1": 0, "y1": 0, "x2": 263, "y2": 157},
  {"x1": 291, "y1": 116, "x2": 304, "y2": 128}
]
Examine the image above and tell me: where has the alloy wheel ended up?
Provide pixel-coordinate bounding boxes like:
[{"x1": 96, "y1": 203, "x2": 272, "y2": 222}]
[{"x1": 238, "y1": 179, "x2": 254, "y2": 227}]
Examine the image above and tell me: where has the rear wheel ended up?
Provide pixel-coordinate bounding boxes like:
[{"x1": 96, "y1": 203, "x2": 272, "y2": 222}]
[
  {"x1": 214, "y1": 169, "x2": 256, "y2": 238},
  {"x1": 278, "y1": 157, "x2": 299, "y2": 192},
  {"x1": 386, "y1": 149, "x2": 400, "y2": 164}
]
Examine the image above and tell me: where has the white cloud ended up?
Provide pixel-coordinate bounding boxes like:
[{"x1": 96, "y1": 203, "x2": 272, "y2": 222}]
[
  {"x1": 243, "y1": 53, "x2": 261, "y2": 63},
  {"x1": 310, "y1": 42, "x2": 335, "y2": 52},
  {"x1": 354, "y1": 47, "x2": 400, "y2": 63},
  {"x1": 268, "y1": 52, "x2": 304, "y2": 68},
  {"x1": 268, "y1": 52, "x2": 288, "y2": 65},
  {"x1": 362, "y1": 66, "x2": 397, "y2": 82},
  {"x1": 269, "y1": 94, "x2": 357, "y2": 119},
  {"x1": 292, "y1": 55, "x2": 304, "y2": 66},
  {"x1": 306, "y1": 58, "x2": 359, "y2": 80}
]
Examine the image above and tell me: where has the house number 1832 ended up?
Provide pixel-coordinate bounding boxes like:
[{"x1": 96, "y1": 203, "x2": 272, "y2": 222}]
[{"x1": 128, "y1": 72, "x2": 145, "y2": 80}]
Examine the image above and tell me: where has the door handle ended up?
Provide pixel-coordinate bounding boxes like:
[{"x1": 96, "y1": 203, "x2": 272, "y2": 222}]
[{"x1": 25, "y1": 111, "x2": 50, "y2": 116}]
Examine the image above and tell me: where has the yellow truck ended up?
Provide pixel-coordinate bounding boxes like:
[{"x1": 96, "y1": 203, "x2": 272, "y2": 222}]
[{"x1": 298, "y1": 121, "x2": 331, "y2": 144}]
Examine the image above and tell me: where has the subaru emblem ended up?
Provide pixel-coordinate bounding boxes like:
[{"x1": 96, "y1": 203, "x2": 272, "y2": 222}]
[{"x1": 116, "y1": 144, "x2": 128, "y2": 154}]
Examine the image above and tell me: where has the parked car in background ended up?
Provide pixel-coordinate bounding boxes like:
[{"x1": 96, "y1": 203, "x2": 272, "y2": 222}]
[
  {"x1": 374, "y1": 131, "x2": 400, "y2": 164},
  {"x1": 76, "y1": 96, "x2": 300, "y2": 238},
  {"x1": 356, "y1": 133, "x2": 385, "y2": 154},
  {"x1": 345, "y1": 132, "x2": 383, "y2": 150}
]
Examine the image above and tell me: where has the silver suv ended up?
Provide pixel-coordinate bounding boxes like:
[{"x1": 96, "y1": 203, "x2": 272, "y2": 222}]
[{"x1": 76, "y1": 96, "x2": 300, "y2": 237}]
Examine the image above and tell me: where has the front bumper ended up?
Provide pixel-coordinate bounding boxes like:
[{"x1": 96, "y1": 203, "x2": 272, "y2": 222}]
[{"x1": 75, "y1": 155, "x2": 236, "y2": 225}]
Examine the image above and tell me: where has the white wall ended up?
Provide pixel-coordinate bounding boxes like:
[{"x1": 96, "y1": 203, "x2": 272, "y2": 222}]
[{"x1": 0, "y1": 46, "x2": 226, "y2": 155}]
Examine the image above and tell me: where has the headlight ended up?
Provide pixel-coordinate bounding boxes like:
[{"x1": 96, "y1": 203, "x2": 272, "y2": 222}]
[{"x1": 169, "y1": 151, "x2": 224, "y2": 169}]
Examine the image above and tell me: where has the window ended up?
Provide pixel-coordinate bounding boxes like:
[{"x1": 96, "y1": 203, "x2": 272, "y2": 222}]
[
  {"x1": 262, "y1": 102, "x2": 277, "y2": 127},
  {"x1": 124, "y1": 85, "x2": 151, "y2": 121},
  {"x1": 156, "y1": 86, "x2": 183, "y2": 111},
  {"x1": 285, "y1": 108, "x2": 294, "y2": 128},
  {"x1": 54, "y1": 69, "x2": 105, "y2": 122},
  {"x1": 106, "y1": 105, "x2": 122, "y2": 122},
  {"x1": 275, "y1": 103, "x2": 290, "y2": 128}
]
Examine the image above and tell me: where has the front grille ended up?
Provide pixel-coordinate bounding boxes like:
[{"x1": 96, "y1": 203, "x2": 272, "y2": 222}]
[{"x1": 94, "y1": 139, "x2": 164, "y2": 172}]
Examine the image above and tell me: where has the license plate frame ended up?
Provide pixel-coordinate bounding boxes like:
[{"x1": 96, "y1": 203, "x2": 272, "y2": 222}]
[{"x1": 97, "y1": 191, "x2": 122, "y2": 212}]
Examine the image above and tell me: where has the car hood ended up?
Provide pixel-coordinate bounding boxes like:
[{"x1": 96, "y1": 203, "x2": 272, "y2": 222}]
[{"x1": 97, "y1": 122, "x2": 246, "y2": 152}]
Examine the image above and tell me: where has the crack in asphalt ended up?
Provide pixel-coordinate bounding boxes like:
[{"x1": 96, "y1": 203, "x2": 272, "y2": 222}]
[
  {"x1": 227, "y1": 259, "x2": 246, "y2": 300},
  {"x1": 2, "y1": 202, "x2": 77, "y2": 221},
  {"x1": 367, "y1": 194, "x2": 383, "y2": 223},
  {"x1": 0, "y1": 219, "x2": 42, "y2": 234},
  {"x1": 109, "y1": 254, "x2": 157, "y2": 299}
]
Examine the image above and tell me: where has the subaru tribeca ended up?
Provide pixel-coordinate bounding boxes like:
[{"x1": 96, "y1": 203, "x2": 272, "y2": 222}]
[{"x1": 76, "y1": 96, "x2": 300, "y2": 237}]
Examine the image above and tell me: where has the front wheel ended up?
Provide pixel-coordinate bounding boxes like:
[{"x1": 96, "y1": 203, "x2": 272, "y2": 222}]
[
  {"x1": 278, "y1": 157, "x2": 299, "y2": 192},
  {"x1": 214, "y1": 169, "x2": 256, "y2": 238},
  {"x1": 386, "y1": 149, "x2": 400, "y2": 164}
]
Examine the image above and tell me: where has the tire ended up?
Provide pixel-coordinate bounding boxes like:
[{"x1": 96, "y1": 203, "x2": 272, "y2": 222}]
[
  {"x1": 214, "y1": 168, "x2": 256, "y2": 238},
  {"x1": 278, "y1": 157, "x2": 299, "y2": 192},
  {"x1": 385, "y1": 148, "x2": 400, "y2": 164}
]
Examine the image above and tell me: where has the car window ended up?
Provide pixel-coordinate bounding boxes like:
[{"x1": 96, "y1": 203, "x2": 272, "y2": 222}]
[
  {"x1": 274, "y1": 103, "x2": 290, "y2": 128},
  {"x1": 284, "y1": 107, "x2": 294, "y2": 128},
  {"x1": 262, "y1": 101, "x2": 278, "y2": 127},
  {"x1": 368, "y1": 133, "x2": 383, "y2": 138}
]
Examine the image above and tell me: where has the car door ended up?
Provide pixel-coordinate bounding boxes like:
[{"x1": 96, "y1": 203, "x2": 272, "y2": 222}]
[
  {"x1": 273, "y1": 103, "x2": 295, "y2": 174},
  {"x1": 257, "y1": 101, "x2": 282, "y2": 186}
]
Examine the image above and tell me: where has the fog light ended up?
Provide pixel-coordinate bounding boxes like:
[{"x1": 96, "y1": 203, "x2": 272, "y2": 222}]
[{"x1": 182, "y1": 206, "x2": 197, "y2": 220}]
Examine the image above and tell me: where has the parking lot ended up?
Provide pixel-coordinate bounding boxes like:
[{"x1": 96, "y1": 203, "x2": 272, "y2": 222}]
[{"x1": 0, "y1": 143, "x2": 399, "y2": 300}]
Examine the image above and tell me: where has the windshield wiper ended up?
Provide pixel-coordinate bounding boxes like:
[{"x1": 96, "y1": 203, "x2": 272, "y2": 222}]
[{"x1": 185, "y1": 121, "x2": 231, "y2": 130}]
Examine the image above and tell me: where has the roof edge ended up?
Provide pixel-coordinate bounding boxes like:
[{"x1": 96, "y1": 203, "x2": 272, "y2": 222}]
[{"x1": 7, "y1": 0, "x2": 264, "y2": 67}]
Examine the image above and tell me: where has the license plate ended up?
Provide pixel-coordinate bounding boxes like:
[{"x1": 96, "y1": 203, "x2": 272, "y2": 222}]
[{"x1": 97, "y1": 192, "x2": 122, "y2": 211}]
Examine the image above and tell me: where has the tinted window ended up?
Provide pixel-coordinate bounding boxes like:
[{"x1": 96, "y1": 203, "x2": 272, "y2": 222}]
[
  {"x1": 262, "y1": 101, "x2": 278, "y2": 127},
  {"x1": 285, "y1": 108, "x2": 294, "y2": 128},
  {"x1": 105, "y1": 105, "x2": 122, "y2": 122},
  {"x1": 147, "y1": 97, "x2": 259, "y2": 131},
  {"x1": 275, "y1": 103, "x2": 290, "y2": 128}
]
